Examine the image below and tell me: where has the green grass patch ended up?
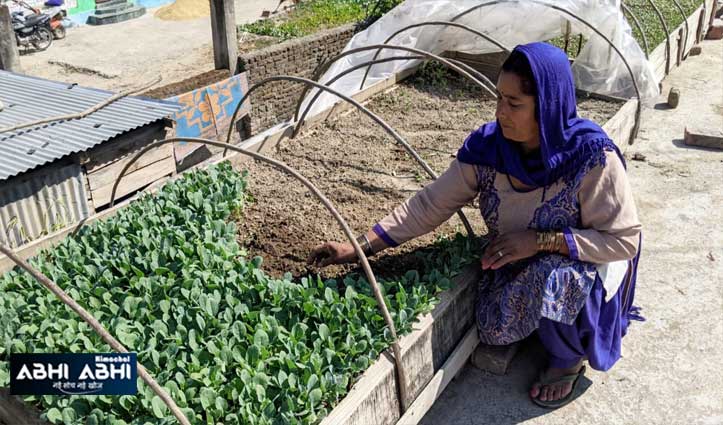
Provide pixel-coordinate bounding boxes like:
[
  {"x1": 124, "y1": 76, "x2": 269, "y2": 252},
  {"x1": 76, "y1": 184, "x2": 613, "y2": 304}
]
[
  {"x1": 237, "y1": 0, "x2": 403, "y2": 41},
  {"x1": 624, "y1": 0, "x2": 703, "y2": 51},
  {"x1": 238, "y1": 0, "x2": 366, "y2": 41},
  {"x1": 545, "y1": 0, "x2": 704, "y2": 58}
]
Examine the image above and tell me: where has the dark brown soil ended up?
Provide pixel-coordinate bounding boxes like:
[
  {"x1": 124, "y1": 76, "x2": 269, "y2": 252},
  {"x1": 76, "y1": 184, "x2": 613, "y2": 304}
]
[{"x1": 233, "y1": 74, "x2": 622, "y2": 280}]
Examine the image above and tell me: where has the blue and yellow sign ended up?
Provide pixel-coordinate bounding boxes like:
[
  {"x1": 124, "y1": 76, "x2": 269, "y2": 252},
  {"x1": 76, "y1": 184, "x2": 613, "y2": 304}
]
[{"x1": 168, "y1": 72, "x2": 251, "y2": 160}]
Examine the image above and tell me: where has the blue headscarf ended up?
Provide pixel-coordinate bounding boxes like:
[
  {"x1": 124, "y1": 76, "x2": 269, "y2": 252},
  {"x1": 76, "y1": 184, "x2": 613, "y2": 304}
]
[{"x1": 456, "y1": 42, "x2": 624, "y2": 187}]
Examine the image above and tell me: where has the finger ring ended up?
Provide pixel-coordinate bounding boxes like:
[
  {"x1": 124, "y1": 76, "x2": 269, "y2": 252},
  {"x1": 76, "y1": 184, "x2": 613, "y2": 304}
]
[{"x1": 497, "y1": 251, "x2": 504, "y2": 258}]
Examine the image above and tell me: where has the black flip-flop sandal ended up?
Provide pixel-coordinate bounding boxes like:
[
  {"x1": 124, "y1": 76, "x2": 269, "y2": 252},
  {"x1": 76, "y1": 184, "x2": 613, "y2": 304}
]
[{"x1": 530, "y1": 365, "x2": 586, "y2": 409}]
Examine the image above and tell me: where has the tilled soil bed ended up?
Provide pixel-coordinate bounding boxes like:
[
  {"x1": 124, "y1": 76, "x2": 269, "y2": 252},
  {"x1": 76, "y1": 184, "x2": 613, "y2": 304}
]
[{"x1": 234, "y1": 72, "x2": 622, "y2": 280}]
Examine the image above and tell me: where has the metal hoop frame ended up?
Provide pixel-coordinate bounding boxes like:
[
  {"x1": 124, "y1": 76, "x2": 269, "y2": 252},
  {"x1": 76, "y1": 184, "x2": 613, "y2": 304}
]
[
  {"x1": 109, "y1": 137, "x2": 414, "y2": 412},
  {"x1": 220, "y1": 75, "x2": 476, "y2": 237},
  {"x1": 645, "y1": 0, "x2": 673, "y2": 74},
  {"x1": 356, "y1": 21, "x2": 511, "y2": 91},
  {"x1": 622, "y1": 2, "x2": 651, "y2": 58},
  {"x1": 293, "y1": 44, "x2": 498, "y2": 126},
  {"x1": 450, "y1": 0, "x2": 643, "y2": 144}
]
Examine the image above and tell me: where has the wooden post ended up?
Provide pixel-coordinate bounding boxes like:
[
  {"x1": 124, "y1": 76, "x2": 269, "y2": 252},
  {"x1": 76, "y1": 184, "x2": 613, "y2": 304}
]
[
  {"x1": 563, "y1": 20, "x2": 571, "y2": 55},
  {"x1": 0, "y1": 5, "x2": 21, "y2": 73},
  {"x1": 209, "y1": 0, "x2": 238, "y2": 75},
  {"x1": 710, "y1": 0, "x2": 719, "y2": 28},
  {"x1": 697, "y1": 8, "x2": 706, "y2": 43}
]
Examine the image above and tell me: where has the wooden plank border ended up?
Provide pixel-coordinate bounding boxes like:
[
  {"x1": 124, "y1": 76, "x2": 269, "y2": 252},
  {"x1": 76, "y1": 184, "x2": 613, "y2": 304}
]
[
  {"x1": 318, "y1": 266, "x2": 482, "y2": 425},
  {"x1": 397, "y1": 327, "x2": 480, "y2": 425},
  {"x1": 648, "y1": 0, "x2": 715, "y2": 84}
]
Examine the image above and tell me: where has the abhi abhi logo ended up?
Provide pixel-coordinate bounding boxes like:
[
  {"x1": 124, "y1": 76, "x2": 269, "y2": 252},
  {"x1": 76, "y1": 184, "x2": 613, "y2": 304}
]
[{"x1": 10, "y1": 353, "x2": 137, "y2": 395}]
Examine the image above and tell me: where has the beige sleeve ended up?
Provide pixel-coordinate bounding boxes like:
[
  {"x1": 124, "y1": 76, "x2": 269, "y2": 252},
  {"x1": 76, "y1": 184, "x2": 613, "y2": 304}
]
[
  {"x1": 373, "y1": 159, "x2": 479, "y2": 246},
  {"x1": 565, "y1": 151, "x2": 642, "y2": 264}
]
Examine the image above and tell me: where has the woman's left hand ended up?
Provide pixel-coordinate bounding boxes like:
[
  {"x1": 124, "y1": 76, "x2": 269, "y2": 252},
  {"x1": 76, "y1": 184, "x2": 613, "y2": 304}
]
[{"x1": 481, "y1": 230, "x2": 538, "y2": 270}]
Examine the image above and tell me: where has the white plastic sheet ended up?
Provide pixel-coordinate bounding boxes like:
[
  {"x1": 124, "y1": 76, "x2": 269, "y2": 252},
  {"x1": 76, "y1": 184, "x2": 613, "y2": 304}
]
[{"x1": 301, "y1": 0, "x2": 658, "y2": 118}]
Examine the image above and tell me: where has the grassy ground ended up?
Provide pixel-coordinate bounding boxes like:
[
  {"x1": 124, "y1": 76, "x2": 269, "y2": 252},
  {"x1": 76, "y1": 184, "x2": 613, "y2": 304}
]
[
  {"x1": 237, "y1": 0, "x2": 403, "y2": 41},
  {"x1": 548, "y1": 0, "x2": 704, "y2": 57},
  {"x1": 240, "y1": 0, "x2": 704, "y2": 54},
  {"x1": 238, "y1": 0, "x2": 364, "y2": 40},
  {"x1": 624, "y1": 0, "x2": 703, "y2": 49}
]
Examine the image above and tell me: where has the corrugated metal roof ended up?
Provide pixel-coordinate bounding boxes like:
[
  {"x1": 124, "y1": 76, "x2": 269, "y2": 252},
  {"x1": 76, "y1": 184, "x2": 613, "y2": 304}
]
[
  {"x1": 0, "y1": 71, "x2": 182, "y2": 181},
  {"x1": 0, "y1": 163, "x2": 89, "y2": 249}
]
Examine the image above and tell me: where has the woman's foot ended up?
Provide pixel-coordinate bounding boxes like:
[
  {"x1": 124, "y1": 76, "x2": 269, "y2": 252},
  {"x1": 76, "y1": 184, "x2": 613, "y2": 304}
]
[{"x1": 529, "y1": 360, "x2": 584, "y2": 403}]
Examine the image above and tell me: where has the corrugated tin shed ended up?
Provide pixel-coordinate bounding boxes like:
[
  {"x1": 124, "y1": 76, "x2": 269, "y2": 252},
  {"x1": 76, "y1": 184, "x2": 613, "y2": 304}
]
[
  {"x1": 0, "y1": 163, "x2": 89, "y2": 248},
  {"x1": 0, "y1": 71, "x2": 181, "y2": 181}
]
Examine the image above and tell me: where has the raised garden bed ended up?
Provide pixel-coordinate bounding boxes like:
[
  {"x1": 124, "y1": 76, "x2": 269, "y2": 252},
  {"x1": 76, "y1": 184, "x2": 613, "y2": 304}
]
[
  {"x1": 0, "y1": 160, "x2": 481, "y2": 424},
  {"x1": 236, "y1": 71, "x2": 622, "y2": 280},
  {"x1": 214, "y1": 67, "x2": 630, "y2": 425},
  {"x1": 0, "y1": 70, "x2": 623, "y2": 425},
  {"x1": 238, "y1": 0, "x2": 366, "y2": 42}
]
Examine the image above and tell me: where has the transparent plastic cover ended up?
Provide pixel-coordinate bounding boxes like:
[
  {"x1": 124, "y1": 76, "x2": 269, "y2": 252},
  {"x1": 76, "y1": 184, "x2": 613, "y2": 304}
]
[{"x1": 302, "y1": 0, "x2": 658, "y2": 117}]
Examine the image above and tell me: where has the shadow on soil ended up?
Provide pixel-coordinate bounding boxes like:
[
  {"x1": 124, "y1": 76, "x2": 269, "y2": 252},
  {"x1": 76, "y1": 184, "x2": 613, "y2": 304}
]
[{"x1": 299, "y1": 234, "x2": 479, "y2": 284}]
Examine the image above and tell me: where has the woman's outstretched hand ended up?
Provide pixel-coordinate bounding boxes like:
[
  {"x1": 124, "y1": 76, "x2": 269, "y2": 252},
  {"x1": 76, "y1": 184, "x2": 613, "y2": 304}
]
[
  {"x1": 307, "y1": 242, "x2": 357, "y2": 267},
  {"x1": 481, "y1": 230, "x2": 538, "y2": 270}
]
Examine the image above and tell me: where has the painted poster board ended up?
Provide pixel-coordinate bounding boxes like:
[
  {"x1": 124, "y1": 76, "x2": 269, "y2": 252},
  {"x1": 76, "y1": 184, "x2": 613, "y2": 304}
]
[{"x1": 167, "y1": 72, "x2": 250, "y2": 160}]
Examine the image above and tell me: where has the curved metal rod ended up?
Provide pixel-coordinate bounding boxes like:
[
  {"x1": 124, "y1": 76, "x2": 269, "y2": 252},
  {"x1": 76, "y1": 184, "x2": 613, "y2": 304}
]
[
  {"x1": 293, "y1": 44, "x2": 496, "y2": 126},
  {"x1": 357, "y1": 21, "x2": 511, "y2": 91},
  {"x1": 294, "y1": 55, "x2": 424, "y2": 139},
  {"x1": 294, "y1": 54, "x2": 495, "y2": 141},
  {"x1": 296, "y1": 57, "x2": 485, "y2": 237},
  {"x1": 223, "y1": 75, "x2": 476, "y2": 237},
  {"x1": 0, "y1": 244, "x2": 191, "y2": 425},
  {"x1": 290, "y1": 58, "x2": 479, "y2": 237},
  {"x1": 645, "y1": 0, "x2": 672, "y2": 75},
  {"x1": 622, "y1": 2, "x2": 650, "y2": 58},
  {"x1": 109, "y1": 137, "x2": 412, "y2": 412},
  {"x1": 447, "y1": 57, "x2": 499, "y2": 94},
  {"x1": 670, "y1": 0, "x2": 689, "y2": 58},
  {"x1": 450, "y1": 0, "x2": 643, "y2": 144}
]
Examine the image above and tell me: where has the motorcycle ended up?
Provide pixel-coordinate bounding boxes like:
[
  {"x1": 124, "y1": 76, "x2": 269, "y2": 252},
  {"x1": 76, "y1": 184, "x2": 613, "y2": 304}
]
[
  {"x1": 11, "y1": 9, "x2": 53, "y2": 52},
  {"x1": 10, "y1": 0, "x2": 66, "y2": 41},
  {"x1": 44, "y1": 5, "x2": 66, "y2": 39}
]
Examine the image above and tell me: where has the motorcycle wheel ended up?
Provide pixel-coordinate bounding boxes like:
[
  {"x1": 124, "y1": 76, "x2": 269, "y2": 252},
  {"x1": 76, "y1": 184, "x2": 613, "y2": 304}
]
[
  {"x1": 31, "y1": 27, "x2": 53, "y2": 51},
  {"x1": 52, "y1": 25, "x2": 66, "y2": 40}
]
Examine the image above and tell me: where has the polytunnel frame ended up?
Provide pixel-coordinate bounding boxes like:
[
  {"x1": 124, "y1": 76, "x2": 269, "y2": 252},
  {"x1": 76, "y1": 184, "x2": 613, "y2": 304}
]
[
  {"x1": 291, "y1": 45, "x2": 497, "y2": 134},
  {"x1": 644, "y1": 0, "x2": 673, "y2": 75},
  {"x1": 222, "y1": 74, "x2": 477, "y2": 237},
  {"x1": 292, "y1": 44, "x2": 498, "y2": 129},
  {"x1": 621, "y1": 2, "x2": 650, "y2": 58},
  {"x1": 0, "y1": 0, "x2": 702, "y2": 416},
  {"x1": 450, "y1": 0, "x2": 643, "y2": 144},
  {"x1": 0, "y1": 244, "x2": 192, "y2": 425},
  {"x1": 669, "y1": 0, "x2": 690, "y2": 60},
  {"x1": 356, "y1": 21, "x2": 512, "y2": 91},
  {"x1": 108, "y1": 137, "x2": 415, "y2": 413},
  {"x1": 291, "y1": 54, "x2": 489, "y2": 138}
]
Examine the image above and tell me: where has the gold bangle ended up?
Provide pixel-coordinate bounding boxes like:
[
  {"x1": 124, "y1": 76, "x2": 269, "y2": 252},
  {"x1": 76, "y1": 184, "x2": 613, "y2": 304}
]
[
  {"x1": 536, "y1": 231, "x2": 562, "y2": 253},
  {"x1": 535, "y1": 231, "x2": 547, "y2": 252},
  {"x1": 547, "y1": 232, "x2": 555, "y2": 252}
]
